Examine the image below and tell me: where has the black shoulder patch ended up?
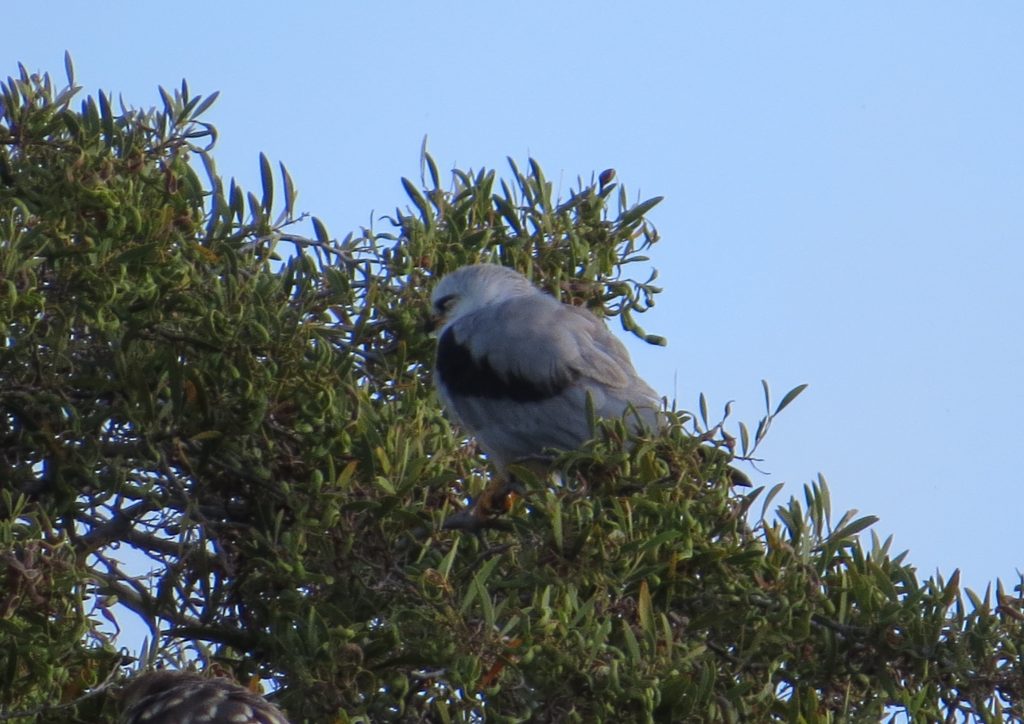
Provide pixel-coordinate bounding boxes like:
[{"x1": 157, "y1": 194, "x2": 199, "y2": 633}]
[{"x1": 436, "y1": 327, "x2": 576, "y2": 402}]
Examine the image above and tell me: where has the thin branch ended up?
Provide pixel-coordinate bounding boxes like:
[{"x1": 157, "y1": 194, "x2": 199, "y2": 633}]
[{"x1": 76, "y1": 499, "x2": 160, "y2": 556}]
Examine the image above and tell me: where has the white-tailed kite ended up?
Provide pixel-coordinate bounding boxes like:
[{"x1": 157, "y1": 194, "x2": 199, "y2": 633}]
[
  {"x1": 430, "y1": 264, "x2": 662, "y2": 526},
  {"x1": 119, "y1": 670, "x2": 291, "y2": 724}
]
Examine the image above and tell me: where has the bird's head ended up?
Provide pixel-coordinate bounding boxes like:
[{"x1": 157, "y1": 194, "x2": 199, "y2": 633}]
[{"x1": 427, "y1": 264, "x2": 537, "y2": 333}]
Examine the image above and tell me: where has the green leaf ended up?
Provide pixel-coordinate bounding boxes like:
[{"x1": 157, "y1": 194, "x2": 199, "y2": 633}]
[
  {"x1": 437, "y1": 537, "x2": 460, "y2": 581},
  {"x1": 63, "y1": 50, "x2": 75, "y2": 86},
  {"x1": 280, "y1": 161, "x2": 296, "y2": 217},
  {"x1": 759, "y1": 482, "x2": 786, "y2": 521},
  {"x1": 191, "y1": 90, "x2": 220, "y2": 119},
  {"x1": 619, "y1": 195, "x2": 663, "y2": 227},
  {"x1": 549, "y1": 500, "x2": 566, "y2": 557},
  {"x1": 775, "y1": 383, "x2": 809, "y2": 415},
  {"x1": 638, "y1": 580, "x2": 655, "y2": 642},
  {"x1": 158, "y1": 85, "x2": 174, "y2": 117},
  {"x1": 311, "y1": 216, "x2": 329, "y2": 243},
  {"x1": 621, "y1": 619, "x2": 641, "y2": 663},
  {"x1": 98, "y1": 89, "x2": 114, "y2": 142},
  {"x1": 421, "y1": 138, "x2": 440, "y2": 189},
  {"x1": 113, "y1": 243, "x2": 159, "y2": 266},
  {"x1": 829, "y1": 515, "x2": 879, "y2": 544},
  {"x1": 492, "y1": 193, "x2": 523, "y2": 235},
  {"x1": 259, "y1": 152, "x2": 274, "y2": 213},
  {"x1": 401, "y1": 177, "x2": 433, "y2": 226}
]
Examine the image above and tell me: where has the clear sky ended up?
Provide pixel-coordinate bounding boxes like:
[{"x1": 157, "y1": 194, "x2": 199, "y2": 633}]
[{"x1": 8, "y1": 3, "x2": 1023, "y2": 600}]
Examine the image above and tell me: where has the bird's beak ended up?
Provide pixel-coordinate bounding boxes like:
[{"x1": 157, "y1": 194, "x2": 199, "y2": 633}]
[{"x1": 423, "y1": 313, "x2": 443, "y2": 334}]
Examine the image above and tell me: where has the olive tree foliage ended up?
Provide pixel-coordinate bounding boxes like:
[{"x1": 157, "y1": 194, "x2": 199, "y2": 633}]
[{"x1": 1, "y1": 58, "x2": 1022, "y2": 723}]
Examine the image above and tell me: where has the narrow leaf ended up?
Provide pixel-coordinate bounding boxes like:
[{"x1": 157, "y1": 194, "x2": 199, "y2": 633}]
[
  {"x1": 421, "y1": 137, "x2": 440, "y2": 189},
  {"x1": 401, "y1": 177, "x2": 433, "y2": 225},
  {"x1": 64, "y1": 50, "x2": 75, "y2": 86},
  {"x1": 158, "y1": 86, "x2": 174, "y2": 117},
  {"x1": 492, "y1": 194, "x2": 523, "y2": 235},
  {"x1": 619, "y1": 196, "x2": 663, "y2": 227},
  {"x1": 259, "y1": 152, "x2": 274, "y2": 213},
  {"x1": 830, "y1": 515, "x2": 879, "y2": 543},
  {"x1": 280, "y1": 161, "x2": 296, "y2": 217},
  {"x1": 191, "y1": 90, "x2": 221, "y2": 119},
  {"x1": 775, "y1": 383, "x2": 809, "y2": 415},
  {"x1": 638, "y1": 580, "x2": 655, "y2": 642},
  {"x1": 760, "y1": 487, "x2": 785, "y2": 526},
  {"x1": 621, "y1": 619, "x2": 641, "y2": 662},
  {"x1": 438, "y1": 535, "x2": 460, "y2": 579},
  {"x1": 311, "y1": 216, "x2": 329, "y2": 243}
]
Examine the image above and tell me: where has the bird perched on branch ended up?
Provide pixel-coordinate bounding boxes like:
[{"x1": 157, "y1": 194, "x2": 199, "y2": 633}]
[
  {"x1": 430, "y1": 264, "x2": 663, "y2": 528},
  {"x1": 118, "y1": 670, "x2": 290, "y2": 724}
]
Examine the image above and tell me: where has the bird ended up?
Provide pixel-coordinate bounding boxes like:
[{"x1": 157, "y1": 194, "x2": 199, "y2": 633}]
[
  {"x1": 430, "y1": 263, "x2": 663, "y2": 528},
  {"x1": 118, "y1": 670, "x2": 291, "y2": 724}
]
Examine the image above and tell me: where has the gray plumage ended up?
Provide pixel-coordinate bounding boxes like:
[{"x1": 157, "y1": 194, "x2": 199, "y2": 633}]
[
  {"x1": 119, "y1": 670, "x2": 291, "y2": 724},
  {"x1": 431, "y1": 264, "x2": 661, "y2": 474}
]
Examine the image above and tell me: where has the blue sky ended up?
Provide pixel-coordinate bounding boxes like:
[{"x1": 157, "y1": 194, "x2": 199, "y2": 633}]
[{"x1": 8, "y1": 3, "x2": 1022, "y2": 604}]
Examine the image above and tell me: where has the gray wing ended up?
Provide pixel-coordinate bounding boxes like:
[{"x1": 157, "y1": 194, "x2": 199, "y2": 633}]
[{"x1": 435, "y1": 292, "x2": 661, "y2": 470}]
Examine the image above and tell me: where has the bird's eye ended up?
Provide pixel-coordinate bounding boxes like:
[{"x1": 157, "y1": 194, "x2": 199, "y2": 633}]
[{"x1": 435, "y1": 294, "x2": 456, "y2": 315}]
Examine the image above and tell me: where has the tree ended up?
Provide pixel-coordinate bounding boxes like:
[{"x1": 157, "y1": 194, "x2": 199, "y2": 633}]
[{"x1": 1, "y1": 57, "x2": 1022, "y2": 723}]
